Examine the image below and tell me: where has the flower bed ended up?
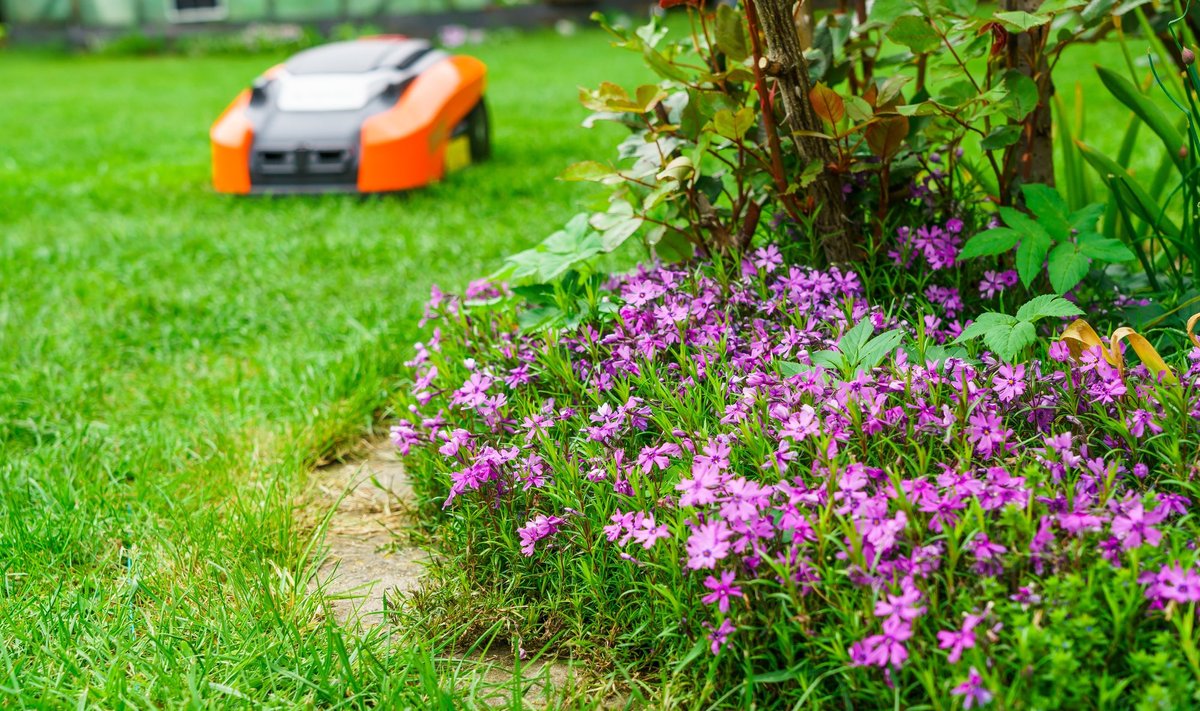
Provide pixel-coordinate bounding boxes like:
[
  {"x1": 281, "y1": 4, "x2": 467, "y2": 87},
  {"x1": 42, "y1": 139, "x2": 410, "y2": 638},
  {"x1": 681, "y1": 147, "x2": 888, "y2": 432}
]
[{"x1": 394, "y1": 254, "x2": 1200, "y2": 706}]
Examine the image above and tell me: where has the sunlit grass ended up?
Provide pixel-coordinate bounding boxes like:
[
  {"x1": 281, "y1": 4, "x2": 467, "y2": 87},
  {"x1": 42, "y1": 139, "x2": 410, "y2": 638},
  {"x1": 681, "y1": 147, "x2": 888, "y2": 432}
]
[{"x1": 0, "y1": 28, "x2": 650, "y2": 706}]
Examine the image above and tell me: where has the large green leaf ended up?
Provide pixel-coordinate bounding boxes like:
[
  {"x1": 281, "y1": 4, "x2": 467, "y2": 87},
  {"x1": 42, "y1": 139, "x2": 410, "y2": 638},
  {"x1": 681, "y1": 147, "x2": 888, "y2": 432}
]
[
  {"x1": 1015, "y1": 294, "x2": 1084, "y2": 321},
  {"x1": 1068, "y1": 202, "x2": 1105, "y2": 232},
  {"x1": 886, "y1": 15, "x2": 942, "y2": 54},
  {"x1": 1095, "y1": 66, "x2": 1186, "y2": 172},
  {"x1": 1000, "y1": 70, "x2": 1040, "y2": 122},
  {"x1": 715, "y1": 4, "x2": 750, "y2": 63},
  {"x1": 838, "y1": 318, "x2": 875, "y2": 362},
  {"x1": 1047, "y1": 242, "x2": 1091, "y2": 293},
  {"x1": 1075, "y1": 140, "x2": 1181, "y2": 238},
  {"x1": 995, "y1": 10, "x2": 1052, "y2": 31},
  {"x1": 1015, "y1": 228, "x2": 1053, "y2": 288},
  {"x1": 980, "y1": 125, "x2": 1022, "y2": 151},
  {"x1": 958, "y1": 228, "x2": 1020, "y2": 260},
  {"x1": 857, "y1": 329, "x2": 905, "y2": 370},
  {"x1": 1021, "y1": 183, "x2": 1071, "y2": 238},
  {"x1": 983, "y1": 320, "x2": 1038, "y2": 361},
  {"x1": 1077, "y1": 233, "x2": 1135, "y2": 262},
  {"x1": 713, "y1": 107, "x2": 756, "y2": 141},
  {"x1": 953, "y1": 312, "x2": 1019, "y2": 344},
  {"x1": 559, "y1": 161, "x2": 614, "y2": 182}
]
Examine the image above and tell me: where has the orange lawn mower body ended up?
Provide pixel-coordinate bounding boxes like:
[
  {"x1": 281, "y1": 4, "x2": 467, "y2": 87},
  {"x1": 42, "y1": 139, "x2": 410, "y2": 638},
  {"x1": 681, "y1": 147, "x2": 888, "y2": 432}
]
[{"x1": 211, "y1": 37, "x2": 488, "y2": 194}]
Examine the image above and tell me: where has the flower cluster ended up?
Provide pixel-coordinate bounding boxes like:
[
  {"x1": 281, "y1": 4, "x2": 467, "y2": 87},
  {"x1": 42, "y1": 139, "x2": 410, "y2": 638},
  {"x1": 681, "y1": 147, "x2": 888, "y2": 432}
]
[{"x1": 396, "y1": 254, "x2": 1200, "y2": 705}]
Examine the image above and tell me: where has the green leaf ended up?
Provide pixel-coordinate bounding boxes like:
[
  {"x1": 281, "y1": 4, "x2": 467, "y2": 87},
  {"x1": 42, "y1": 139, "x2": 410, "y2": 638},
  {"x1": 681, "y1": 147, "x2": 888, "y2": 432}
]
[
  {"x1": 1077, "y1": 234, "x2": 1135, "y2": 262},
  {"x1": 1000, "y1": 69, "x2": 1040, "y2": 121},
  {"x1": 844, "y1": 94, "x2": 874, "y2": 122},
  {"x1": 857, "y1": 329, "x2": 905, "y2": 370},
  {"x1": 934, "y1": 79, "x2": 979, "y2": 109},
  {"x1": 713, "y1": 107, "x2": 756, "y2": 141},
  {"x1": 994, "y1": 10, "x2": 1052, "y2": 31},
  {"x1": 796, "y1": 159, "x2": 824, "y2": 189},
  {"x1": 997, "y1": 206, "x2": 1042, "y2": 235},
  {"x1": 1021, "y1": 183, "x2": 1071, "y2": 238},
  {"x1": 958, "y1": 227, "x2": 1020, "y2": 260},
  {"x1": 953, "y1": 312, "x2": 1019, "y2": 345},
  {"x1": 811, "y1": 349, "x2": 843, "y2": 370},
  {"x1": 1068, "y1": 202, "x2": 1105, "y2": 233},
  {"x1": 983, "y1": 320, "x2": 1038, "y2": 361},
  {"x1": 1075, "y1": 140, "x2": 1181, "y2": 238},
  {"x1": 715, "y1": 4, "x2": 750, "y2": 62},
  {"x1": 980, "y1": 125, "x2": 1022, "y2": 151},
  {"x1": 654, "y1": 229, "x2": 694, "y2": 262},
  {"x1": 1015, "y1": 228, "x2": 1053, "y2": 288},
  {"x1": 838, "y1": 318, "x2": 875, "y2": 362},
  {"x1": 1080, "y1": 0, "x2": 1119, "y2": 24},
  {"x1": 559, "y1": 161, "x2": 614, "y2": 182},
  {"x1": 517, "y1": 304, "x2": 564, "y2": 332},
  {"x1": 876, "y1": 74, "x2": 912, "y2": 108},
  {"x1": 642, "y1": 46, "x2": 690, "y2": 82},
  {"x1": 778, "y1": 360, "x2": 812, "y2": 376},
  {"x1": 1015, "y1": 294, "x2": 1084, "y2": 321},
  {"x1": 886, "y1": 15, "x2": 942, "y2": 54},
  {"x1": 596, "y1": 217, "x2": 642, "y2": 252},
  {"x1": 1047, "y1": 242, "x2": 1090, "y2": 294},
  {"x1": 1096, "y1": 66, "x2": 1187, "y2": 172}
]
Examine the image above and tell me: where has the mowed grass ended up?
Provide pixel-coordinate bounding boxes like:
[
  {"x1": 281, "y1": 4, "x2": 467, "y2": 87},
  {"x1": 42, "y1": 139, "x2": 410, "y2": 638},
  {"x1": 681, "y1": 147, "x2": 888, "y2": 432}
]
[{"x1": 0, "y1": 30, "x2": 648, "y2": 706}]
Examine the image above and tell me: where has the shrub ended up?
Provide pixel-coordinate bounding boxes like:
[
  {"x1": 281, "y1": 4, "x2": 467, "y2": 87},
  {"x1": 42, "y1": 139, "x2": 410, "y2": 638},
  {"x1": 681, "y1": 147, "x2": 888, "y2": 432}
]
[{"x1": 394, "y1": 257, "x2": 1200, "y2": 706}]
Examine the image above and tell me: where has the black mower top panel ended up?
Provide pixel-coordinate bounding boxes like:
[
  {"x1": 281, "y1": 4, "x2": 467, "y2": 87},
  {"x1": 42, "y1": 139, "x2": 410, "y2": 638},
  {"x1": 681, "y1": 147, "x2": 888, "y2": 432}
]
[
  {"x1": 283, "y1": 39, "x2": 434, "y2": 75},
  {"x1": 239, "y1": 38, "x2": 448, "y2": 191}
]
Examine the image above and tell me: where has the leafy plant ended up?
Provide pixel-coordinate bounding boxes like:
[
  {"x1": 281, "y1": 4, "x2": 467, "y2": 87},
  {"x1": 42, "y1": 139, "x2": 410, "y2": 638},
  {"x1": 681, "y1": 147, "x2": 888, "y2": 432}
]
[
  {"x1": 953, "y1": 293, "x2": 1083, "y2": 361},
  {"x1": 957, "y1": 183, "x2": 1134, "y2": 294},
  {"x1": 811, "y1": 0, "x2": 1133, "y2": 206},
  {"x1": 781, "y1": 317, "x2": 905, "y2": 377}
]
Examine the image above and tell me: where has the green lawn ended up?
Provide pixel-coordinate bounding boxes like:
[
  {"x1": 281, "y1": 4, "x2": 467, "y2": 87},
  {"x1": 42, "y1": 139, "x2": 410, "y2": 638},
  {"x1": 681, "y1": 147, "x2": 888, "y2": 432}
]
[
  {"x1": 0, "y1": 29, "x2": 648, "y2": 706},
  {"x1": 0, "y1": 21, "x2": 1160, "y2": 707}
]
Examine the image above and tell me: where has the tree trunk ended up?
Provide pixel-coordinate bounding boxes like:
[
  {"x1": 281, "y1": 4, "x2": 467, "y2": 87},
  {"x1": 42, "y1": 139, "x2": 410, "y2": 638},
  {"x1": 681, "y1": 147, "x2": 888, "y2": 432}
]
[
  {"x1": 1002, "y1": 0, "x2": 1055, "y2": 202},
  {"x1": 750, "y1": 0, "x2": 857, "y2": 263}
]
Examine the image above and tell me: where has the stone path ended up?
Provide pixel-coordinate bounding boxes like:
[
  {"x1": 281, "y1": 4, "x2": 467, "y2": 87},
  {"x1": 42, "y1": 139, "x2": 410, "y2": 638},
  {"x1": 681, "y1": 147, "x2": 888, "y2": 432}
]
[
  {"x1": 310, "y1": 439, "x2": 426, "y2": 628},
  {"x1": 307, "y1": 439, "x2": 623, "y2": 707}
]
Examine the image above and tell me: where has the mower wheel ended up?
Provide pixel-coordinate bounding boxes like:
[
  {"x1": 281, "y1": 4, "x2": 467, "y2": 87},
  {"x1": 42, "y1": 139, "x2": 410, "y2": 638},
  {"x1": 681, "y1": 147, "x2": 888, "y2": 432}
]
[{"x1": 466, "y1": 100, "x2": 491, "y2": 162}]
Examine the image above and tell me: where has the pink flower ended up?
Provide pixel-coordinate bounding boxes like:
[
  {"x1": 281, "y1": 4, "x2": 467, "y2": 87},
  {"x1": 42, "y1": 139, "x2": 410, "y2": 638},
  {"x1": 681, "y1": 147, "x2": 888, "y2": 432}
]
[
  {"x1": 701, "y1": 570, "x2": 744, "y2": 613},
  {"x1": 992, "y1": 363, "x2": 1026, "y2": 403},
  {"x1": 685, "y1": 520, "x2": 732, "y2": 570}
]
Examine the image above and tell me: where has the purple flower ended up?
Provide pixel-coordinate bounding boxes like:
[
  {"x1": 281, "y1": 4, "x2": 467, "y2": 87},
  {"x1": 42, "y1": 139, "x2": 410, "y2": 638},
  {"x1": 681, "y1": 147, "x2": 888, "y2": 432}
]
[
  {"x1": 873, "y1": 581, "x2": 926, "y2": 625},
  {"x1": 452, "y1": 372, "x2": 493, "y2": 409},
  {"x1": 851, "y1": 616, "x2": 913, "y2": 669},
  {"x1": 967, "y1": 409, "x2": 1010, "y2": 458},
  {"x1": 936, "y1": 613, "x2": 983, "y2": 663},
  {"x1": 1140, "y1": 562, "x2": 1200, "y2": 605},
  {"x1": 701, "y1": 570, "x2": 744, "y2": 613},
  {"x1": 952, "y1": 667, "x2": 993, "y2": 708},
  {"x1": 637, "y1": 442, "x2": 681, "y2": 474},
  {"x1": 1110, "y1": 500, "x2": 1165, "y2": 550},
  {"x1": 704, "y1": 618, "x2": 735, "y2": 655},
  {"x1": 518, "y1": 515, "x2": 565, "y2": 556}
]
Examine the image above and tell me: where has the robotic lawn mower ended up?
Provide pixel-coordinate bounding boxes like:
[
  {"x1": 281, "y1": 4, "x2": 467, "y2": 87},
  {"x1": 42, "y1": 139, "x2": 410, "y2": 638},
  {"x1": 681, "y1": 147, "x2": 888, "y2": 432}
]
[{"x1": 210, "y1": 37, "x2": 489, "y2": 194}]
